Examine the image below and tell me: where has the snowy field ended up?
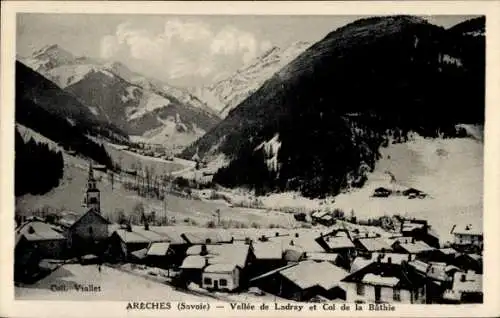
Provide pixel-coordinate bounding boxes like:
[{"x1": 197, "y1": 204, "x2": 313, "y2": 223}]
[
  {"x1": 15, "y1": 264, "x2": 292, "y2": 302},
  {"x1": 15, "y1": 264, "x2": 207, "y2": 301}
]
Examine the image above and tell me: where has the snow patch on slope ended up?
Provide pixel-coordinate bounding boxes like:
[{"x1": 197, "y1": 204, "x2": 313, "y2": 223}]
[{"x1": 255, "y1": 133, "x2": 281, "y2": 173}]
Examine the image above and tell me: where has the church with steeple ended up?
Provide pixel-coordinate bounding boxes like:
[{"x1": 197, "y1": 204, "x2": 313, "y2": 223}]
[{"x1": 83, "y1": 162, "x2": 101, "y2": 213}]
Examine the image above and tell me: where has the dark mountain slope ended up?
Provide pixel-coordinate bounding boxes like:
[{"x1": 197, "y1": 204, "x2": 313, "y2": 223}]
[
  {"x1": 16, "y1": 61, "x2": 128, "y2": 143},
  {"x1": 181, "y1": 16, "x2": 485, "y2": 198},
  {"x1": 16, "y1": 61, "x2": 116, "y2": 168}
]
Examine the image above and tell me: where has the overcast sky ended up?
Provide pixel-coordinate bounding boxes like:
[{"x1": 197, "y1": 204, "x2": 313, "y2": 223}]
[{"x1": 17, "y1": 14, "x2": 478, "y2": 87}]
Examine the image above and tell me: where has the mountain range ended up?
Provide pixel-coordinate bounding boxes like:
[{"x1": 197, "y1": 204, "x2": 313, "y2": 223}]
[
  {"x1": 189, "y1": 41, "x2": 312, "y2": 118},
  {"x1": 19, "y1": 45, "x2": 220, "y2": 150},
  {"x1": 180, "y1": 16, "x2": 485, "y2": 198}
]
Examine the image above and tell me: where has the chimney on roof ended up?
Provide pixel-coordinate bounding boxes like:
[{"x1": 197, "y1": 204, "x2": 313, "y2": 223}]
[
  {"x1": 290, "y1": 240, "x2": 294, "y2": 246},
  {"x1": 275, "y1": 232, "x2": 280, "y2": 237},
  {"x1": 460, "y1": 274, "x2": 466, "y2": 282},
  {"x1": 365, "y1": 233, "x2": 369, "y2": 238},
  {"x1": 411, "y1": 237, "x2": 415, "y2": 244},
  {"x1": 295, "y1": 233, "x2": 299, "y2": 238},
  {"x1": 201, "y1": 244, "x2": 208, "y2": 256},
  {"x1": 205, "y1": 257, "x2": 209, "y2": 267},
  {"x1": 388, "y1": 257, "x2": 392, "y2": 264},
  {"x1": 408, "y1": 254, "x2": 412, "y2": 261}
]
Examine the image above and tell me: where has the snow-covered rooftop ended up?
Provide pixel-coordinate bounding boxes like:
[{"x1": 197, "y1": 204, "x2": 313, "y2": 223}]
[
  {"x1": 180, "y1": 255, "x2": 206, "y2": 269},
  {"x1": 279, "y1": 260, "x2": 348, "y2": 290},
  {"x1": 146, "y1": 242, "x2": 171, "y2": 256},
  {"x1": 16, "y1": 221, "x2": 65, "y2": 242},
  {"x1": 361, "y1": 274, "x2": 400, "y2": 287},
  {"x1": 253, "y1": 242, "x2": 283, "y2": 260}
]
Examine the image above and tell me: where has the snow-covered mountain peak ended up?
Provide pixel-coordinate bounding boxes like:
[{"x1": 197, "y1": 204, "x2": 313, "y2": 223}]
[{"x1": 191, "y1": 41, "x2": 312, "y2": 117}]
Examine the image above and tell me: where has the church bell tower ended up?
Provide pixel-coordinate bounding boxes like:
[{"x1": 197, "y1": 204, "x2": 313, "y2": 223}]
[{"x1": 83, "y1": 162, "x2": 101, "y2": 213}]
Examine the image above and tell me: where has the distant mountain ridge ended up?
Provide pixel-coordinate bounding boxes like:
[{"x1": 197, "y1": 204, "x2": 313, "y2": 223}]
[
  {"x1": 181, "y1": 15, "x2": 485, "y2": 198},
  {"x1": 16, "y1": 61, "x2": 118, "y2": 167},
  {"x1": 190, "y1": 41, "x2": 312, "y2": 118},
  {"x1": 21, "y1": 45, "x2": 220, "y2": 150}
]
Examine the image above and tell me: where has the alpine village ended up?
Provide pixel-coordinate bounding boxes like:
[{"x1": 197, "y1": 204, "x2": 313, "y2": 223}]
[{"x1": 14, "y1": 15, "x2": 484, "y2": 305}]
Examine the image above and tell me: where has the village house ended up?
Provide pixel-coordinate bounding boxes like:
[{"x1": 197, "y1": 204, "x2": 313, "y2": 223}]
[
  {"x1": 442, "y1": 271, "x2": 483, "y2": 304},
  {"x1": 250, "y1": 241, "x2": 286, "y2": 277},
  {"x1": 353, "y1": 237, "x2": 393, "y2": 258},
  {"x1": 349, "y1": 253, "x2": 415, "y2": 273},
  {"x1": 149, "y1": 226, "x2": 191, "y2": 267},
  {"x1": 181, "y1": 231, "x2": 233, "y2": 245},
  {"x1": 407, "y1": 259, "x2": 456, "y2": 303},
  {"x1": 15, "y1": 219, "x2": 67, "y2": 281},
  {"x1": 305, "y1": 252, "x2": 341, "y2": 265},
  {"x1": 182, "y1": 242, "x2": 254, "y2": 291},
  {"x1": 417, "y1": 247, "x2": 459, "y2": 264},
  {"x1": 402, "y1": 187, "x2": 427, "y2": 199},
  {"x1": 401, "y1": 219, "x2": 440, "y2": 248},
  {"x1": 372, "y1": 187, "x2": 392, "y2": 198},
  {"x1": 451, "y1": 224, "x2": 483, "y2": 252},
  {"x1": 143, "y1": 242, "x2": 174, "y2": 268},
  {"x1": 106, "y1": 224, "x2": 170, "y2": 262},
  {"x1": 452, "y1": 253, "x2": 482, "y2": 274},
  {"x1": 391, "y1": 238, "x2": 435, "y2": 256},
  {"x1": 342, "y1": 259, "x2": 427, "y2": 304},
  {"x1": 202, "y1": 263, "x2": 242, "y2": 292},
  {"x1": 250, "y1": 260, "x2": 348, "y2": 302},
  {"x1": 311, "y1": 210, "x2": 335, "y2": 226},
  {"x1": 179, "y1": 255, "x2": 207, "y2": 286},
  {"x1": 315, "y1": 233, "x2": 356, "y2": 268}
]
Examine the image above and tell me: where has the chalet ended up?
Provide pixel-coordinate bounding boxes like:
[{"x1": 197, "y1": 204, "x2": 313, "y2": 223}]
[
  {"x1": 402, "y1": 187, "x2": 426, "y2": 199},
  {"x1": 144, "y1": 242, "x2": 174, "y2": 268},
  {"x1": 315, "y1": 234, "x2": 356, "y2": 267},
  {"x1": 202, "y1": 263, "x2": 242, "y2": 292},
  {"x1": 401, "y1": 220, "x2": 440, "y2": 248},
  {"x1": 452, "y1": 253, "x2": 482, "y2": 274},
  {"x1": 349, "y1": 253, "x2": 415, "y2": 273},
  {"x1": 250, "y1": 241, "x2": 286, "y2": 277},
  {"x1": 106, "y1": 225, "x2": 170, "y2": 262},
  {"x1": 391, "y1": 239, "x2": 435, "y2": 256},
  {"x1": 107, "y1": 225, "x2": 151, "y2": 262},
  {"x1": 353, "y1": 237, "x2": 392, "y2": 257},
  {"x1": 15, "y1": 220, "x2": 67, "y2": 281},
  {"x1": 451, "y1": 224, "x2": 483, "y2": 252},
  {"x1": 305, "y1": 252, "x2": 341, "y2": 265},
  {"x1": 342, "y1": 260, "x2": 427, "y2": 304},
  {"x1": 372, "y1": 187, "x2": 392, "y2": 198},
  {"x1": 250, "y1": 260, "x2": 348, "y2": 302},
  {"x1": 183, "y1": 243, "x2": 254, "y2": 288},
  {"x1": 442, "y1": 271, "x2": 483, "y2": 304},
  {"x1": 416, "y1": 247, "x2": 458, "y2": 264},
  {"x1": 181, "y1": 231, "x2": 233, "y2": 245},
  {"x1": 149, "y1": 226, "x2": 190, "y2": 266},
  {"x1": 179, "y1": 255, "x2": 207, "y2": 286}
]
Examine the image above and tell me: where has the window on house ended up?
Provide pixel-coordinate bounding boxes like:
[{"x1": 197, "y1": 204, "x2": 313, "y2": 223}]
[
  {"x1": 393, "y1": 288, "x2": 401, "y2": 301},
  {"x1": 219, "y1": 279, "x2": 228, "y2": 287},
  {"x1": 356, "y1": 283, "x2": 365, "y2": 296},
  {"x1": 203, "y1": 277, "x2": 212, "y2": 285}
]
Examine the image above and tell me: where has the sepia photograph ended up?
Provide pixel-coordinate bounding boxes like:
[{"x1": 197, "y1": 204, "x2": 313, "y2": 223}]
[{"x1": 1, "y1": 1, "x2": 499, "y2": 317}]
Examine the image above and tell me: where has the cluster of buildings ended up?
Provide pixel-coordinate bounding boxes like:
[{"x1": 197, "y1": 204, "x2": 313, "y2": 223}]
[{"x1": 15, "y1": 165, "x2": 483, "y2": 304}]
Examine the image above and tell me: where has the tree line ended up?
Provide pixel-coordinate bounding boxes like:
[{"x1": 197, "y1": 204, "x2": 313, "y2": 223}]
[{"x1": 15, "y1": 129, "x2": 64, "y2": 196}]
